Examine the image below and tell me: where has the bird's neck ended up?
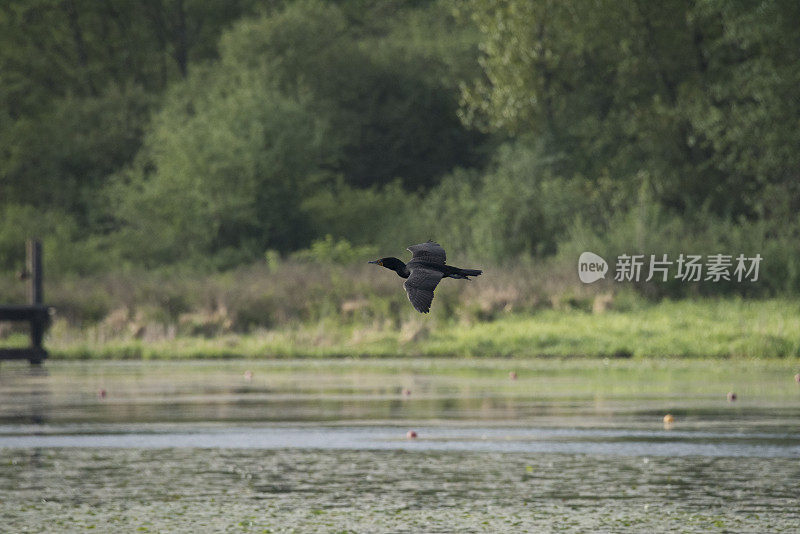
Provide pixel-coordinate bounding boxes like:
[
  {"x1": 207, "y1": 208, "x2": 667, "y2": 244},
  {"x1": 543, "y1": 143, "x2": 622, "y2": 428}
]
[{"x1": 382, "y1": 257, "x2": 410, "y2": 278}]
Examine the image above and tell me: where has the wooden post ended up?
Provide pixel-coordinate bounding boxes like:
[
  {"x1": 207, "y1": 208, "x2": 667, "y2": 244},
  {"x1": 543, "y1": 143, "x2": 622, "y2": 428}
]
[
  {"x1": 27, "y1": 239, "x2": 43, "y2": 305},
  {"x1": 27, "y1": 239, "x2": 46, "y2": 364},
  {"x1": 0, "y1": 240, "x2": 50, "y2": 364}
]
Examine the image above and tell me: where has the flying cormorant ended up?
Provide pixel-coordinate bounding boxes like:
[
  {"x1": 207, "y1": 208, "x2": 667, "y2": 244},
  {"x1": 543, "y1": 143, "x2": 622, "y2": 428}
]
[{"x1": 369, "y1": 241, "x2": 482, "y2": 313}]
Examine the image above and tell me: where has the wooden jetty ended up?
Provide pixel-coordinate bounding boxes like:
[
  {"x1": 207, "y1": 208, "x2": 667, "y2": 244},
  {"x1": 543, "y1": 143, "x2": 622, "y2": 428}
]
[{"x1": 0, "y1": 240, "x2": 52, "y2": 364}]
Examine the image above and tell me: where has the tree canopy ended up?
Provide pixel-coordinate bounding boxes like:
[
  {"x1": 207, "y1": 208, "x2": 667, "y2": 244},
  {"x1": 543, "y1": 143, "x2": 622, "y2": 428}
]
[{"x1": 1, "y1": 0, "x2": 798, "y2": 296}]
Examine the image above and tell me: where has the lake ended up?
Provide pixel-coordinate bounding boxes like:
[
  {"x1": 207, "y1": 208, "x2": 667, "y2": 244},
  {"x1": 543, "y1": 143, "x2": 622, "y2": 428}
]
[{"x1": 1, "y1": 358, "x2": 799, "y2": 532}]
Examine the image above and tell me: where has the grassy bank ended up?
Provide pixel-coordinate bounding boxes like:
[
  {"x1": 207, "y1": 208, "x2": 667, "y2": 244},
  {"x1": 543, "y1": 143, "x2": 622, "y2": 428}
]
[
  {"x1": 46, "y1": 298, "x2": 800, "y2": 360},
  {"x1": 2, "y1": 261, "x2": 798, "y2": 360}
]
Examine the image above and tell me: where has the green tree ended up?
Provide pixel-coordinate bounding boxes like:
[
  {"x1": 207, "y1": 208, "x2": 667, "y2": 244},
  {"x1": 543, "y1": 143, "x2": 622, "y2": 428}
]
[
  {"x1": 220, "y1": 0, "x2": 487, "y2": 190},
  {"x1": 0, "y1": 84, "x2": 153, "y2": 223},
  {"x1": 0, "y1": 0, "x2": 264, "y2": 233},
  {"x1": 424, "y1": 143, "x2": 595, "y2": 260},
  {"x1": 679, "y1": 0, "x2": 800, "y2": 216},
  {"x1": 0, "y1": 0, "x2": 261, "y2": 116},
  {"x1": 109, "y1": 66, "x2": 330, "y2": 265},
  {"x1": 106, "y1": 0, "x2": 490, "y2": 267},
  {"x1": 459, "y1": 0, "x2": 800, "y2": 217}
]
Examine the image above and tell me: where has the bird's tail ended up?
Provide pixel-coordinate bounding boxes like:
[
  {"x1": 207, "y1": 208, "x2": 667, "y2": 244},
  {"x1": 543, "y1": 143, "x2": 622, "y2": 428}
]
[{"x1": 446, "y1": 266, "x2": 482, "y2": 279}]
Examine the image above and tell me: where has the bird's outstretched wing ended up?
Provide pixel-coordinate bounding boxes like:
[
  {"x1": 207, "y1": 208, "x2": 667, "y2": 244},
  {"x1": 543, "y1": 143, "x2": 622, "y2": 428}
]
[
  {"x1": 407, "y1": 241, "x2": 446, "y2": 265},
  {"x1": 403, "y1": 267, "x2": 444, "y2": 313}
]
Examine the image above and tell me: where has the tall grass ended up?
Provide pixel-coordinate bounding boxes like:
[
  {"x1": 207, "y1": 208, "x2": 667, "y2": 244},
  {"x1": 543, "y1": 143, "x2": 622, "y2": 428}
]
[{"x1": 2, "y1": 256, "x2": 798, "y2": 359}]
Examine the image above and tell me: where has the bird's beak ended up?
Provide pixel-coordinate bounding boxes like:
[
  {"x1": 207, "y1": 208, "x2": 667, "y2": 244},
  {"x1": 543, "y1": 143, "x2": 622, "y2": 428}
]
[{"x1": 368, "y1": 260, "x2": 382, "y2": 266}]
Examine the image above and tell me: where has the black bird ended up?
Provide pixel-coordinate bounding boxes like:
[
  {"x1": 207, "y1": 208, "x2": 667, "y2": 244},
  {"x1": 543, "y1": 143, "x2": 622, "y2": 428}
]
[{"x1": 369, "y1": 241, "x2": 482, "y2": 313}]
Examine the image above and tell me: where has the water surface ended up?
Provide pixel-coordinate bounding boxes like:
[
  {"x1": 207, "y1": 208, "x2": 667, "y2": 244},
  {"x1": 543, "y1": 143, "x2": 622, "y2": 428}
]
[{"x1": 1, "y1": 359, "x2": 799, "y2": 532}]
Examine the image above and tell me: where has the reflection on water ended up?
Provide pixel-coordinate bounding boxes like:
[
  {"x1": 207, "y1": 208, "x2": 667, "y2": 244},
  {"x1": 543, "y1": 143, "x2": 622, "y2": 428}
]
[
  {"x1": 1, "y1": 359, "x2": 799, "y2": 430},
  {"x1": 1, "y1": 359, "x2": 799, "y2": 532}
]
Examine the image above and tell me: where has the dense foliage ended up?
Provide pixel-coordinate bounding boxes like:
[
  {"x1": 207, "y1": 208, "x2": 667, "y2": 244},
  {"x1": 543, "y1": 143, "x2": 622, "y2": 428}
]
[{"x1": 1, "y1": 0, "x2": 798, "y2": 296}]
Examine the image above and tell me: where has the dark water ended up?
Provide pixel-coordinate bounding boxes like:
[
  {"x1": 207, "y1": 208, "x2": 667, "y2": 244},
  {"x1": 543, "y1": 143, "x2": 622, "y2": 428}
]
[{"x1": 1, "y1": 359, "x2": 799, "y2": 532}]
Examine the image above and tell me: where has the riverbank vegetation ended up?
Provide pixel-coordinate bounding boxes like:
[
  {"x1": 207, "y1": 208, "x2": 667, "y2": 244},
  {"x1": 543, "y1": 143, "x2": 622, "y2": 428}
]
[
  {"x1": 46, "y1": 298, "x2": 800, "y2": 360},
  {"x1": 0, "y1": 261, "x2": 796, "y2": 359}
]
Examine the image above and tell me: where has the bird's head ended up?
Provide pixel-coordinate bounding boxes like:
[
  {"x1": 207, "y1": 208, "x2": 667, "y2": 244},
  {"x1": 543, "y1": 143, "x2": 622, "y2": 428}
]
[{"x1": 369, "y1": 257, "x2": 407, "y2": 275}]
